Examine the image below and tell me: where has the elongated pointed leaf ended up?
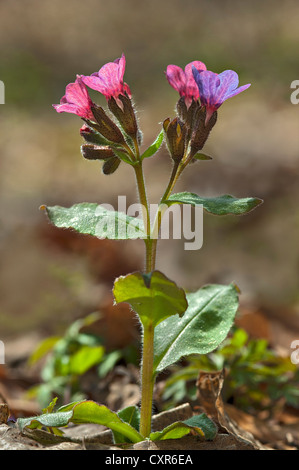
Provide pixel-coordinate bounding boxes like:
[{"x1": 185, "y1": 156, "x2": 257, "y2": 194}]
[
  {"x1": 153, "y1": 283, "x2": 239, "y2": 374},
  {"x1": 192, "y1": 152, "x2": 213, "y2": 161},
  {"x1": 140, "y1": 129, "x2": 164, "y2": 160},
  {"x1": 41, "y1": 203, "x2": 145, "y2": 240},
  {"x1": 150, "y1": 413, "x2": 217, "y2": 441},
  {"x1": 117, "y1": 405, "x2": 140, "y2": 431},
  {"x1": 113, "y1": 270, "x2": 188, "y2": 328},
  {"x1": 165, "y1": 192, "x2": 263, "y2": 215},
  {"x1": 113, "y1": 406, "x2": 141, "y2": 444},
  {"x1": 18, "y1": 400, "x2": 143, "y2": 443}
]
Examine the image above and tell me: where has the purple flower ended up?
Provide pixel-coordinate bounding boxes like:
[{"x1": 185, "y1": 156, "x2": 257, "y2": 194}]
[
  {"x1": 53, "y1": 76, "x2": 94, "y2": 120},
  {"x1": 192, "y1": 68, "x2": 251, "y2": 125},
  {"x1": 81, "y1": 54, "x2": 131, "y2": 107},
  {"x1": 166, "y1": 61, "x2": 207, "y2": 108}
]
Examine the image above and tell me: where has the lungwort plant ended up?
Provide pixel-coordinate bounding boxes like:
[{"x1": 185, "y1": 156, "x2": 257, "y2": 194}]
[{"x1": 18, "y1": 55, "x2": 262, "y2": 444}]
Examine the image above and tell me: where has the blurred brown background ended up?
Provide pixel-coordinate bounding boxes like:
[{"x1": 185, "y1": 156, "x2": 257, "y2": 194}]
[{"x1": 0, "y1": 0, "x2": 298, "y2": 343}]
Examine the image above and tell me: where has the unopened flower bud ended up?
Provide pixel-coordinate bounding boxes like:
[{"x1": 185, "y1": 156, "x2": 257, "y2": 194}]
[
  {"x1": 81, "y1": 144, "x2": 115, "y2": 160},
  {"x1": 190, "y1": 107, "x2": 217, "y2": 156},
  {"x1": 164, "y1": 117, "x2": 186, "y2": 162},
  {"x1": 102, "y1": 156, "x2": 121, "y2": 175},
  {"x1": 108, "y1": 94, "x2": 138, "y2": 139},
  {"x1": 163, "y1": 118, "x2": 171, "y2": 133},
  {"x1": 90, "y1": 105, "x2": 125, "y2": 144},
  {"x1": 176, "y1": 97, "x2": 200, "y2": 136},
  {"x1": 176, "y1": 97, "x2": 188, "y2": 122},
  {"x1": 80, "y1": 124, "x2": 111, "y2": 146}
]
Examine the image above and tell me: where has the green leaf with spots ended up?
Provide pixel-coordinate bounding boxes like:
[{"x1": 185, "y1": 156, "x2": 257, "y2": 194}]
[
  {"x1": 18, "y1": 400, "x2": 143, "y2": 443},
  {"x1": 164, "y1": 192, "x2": 263, "y2": 215},
  {"x1": 153, "y1": 283, "x2": 239, "y2": 374},
  {"x1": 41, "y1": 203, "x2": 145, "y2": 240}
]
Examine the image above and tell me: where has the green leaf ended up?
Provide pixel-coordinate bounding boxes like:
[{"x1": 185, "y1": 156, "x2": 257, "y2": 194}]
[
  {"x1": 18, "y1": 410, "x2": 74, "y2": 431},
  {"x1": 28, "y1": 336, "x2": 61, "y2": 365},
  {"x1": 111, "y1": 147, "x2": 133, "y2": 165},
  {"x1": 117, "y1": 406, "x2": 140, "y2": 431},
  {"x1": 18, "y1": 400, "x2": 143, "y2": 443},
  {"x1": 113, "y1": 270, "x2": 188, "y2": 328},
  {"x1": 153, "y1": 283, "x2": 239, "y2": 374},
  {"x1": 41, "y1": 203, "x2": 145, "y2": 240},
  {"x1": 140, "y1": 129, "x2": 164, "y2": 160},
  {"x1": 150, "y1": 413, "x2": 217, "y2": 441},
  {"x1": 192, "y1": 152, "x2": 213, "y2": 161},
  {"x1": 68, "y1": 345, "x2": 104, "y2": 375},
  {"x1": 66, "y1": 312, "x2": 101, "y2": 338},
  {"x1": 165, "y1": 192, "x2": 263, "y2": 215},
  {"x1": 98, "y1": 350, "x2": 122, "y2": 378},
  {"x1": 42, "y1": 397, "x2": 58, "y2": 415},
  {"x1": 113, "y1": 406, "x2": 141, "y2": 444}
]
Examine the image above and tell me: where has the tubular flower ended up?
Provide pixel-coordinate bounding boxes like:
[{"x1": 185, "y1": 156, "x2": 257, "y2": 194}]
[
  {"x1": 165, "y1": 61, "x2": 207, "y2": 108},
  {"x1": 53, "y1": 76, "x2": 94, "y2": 120},
  {"x1": 81, "y1": 54, "x2": 131, "y2": 108},
  {"x1": 192, "y1": 68, "x2": 251, "y2": 125}
]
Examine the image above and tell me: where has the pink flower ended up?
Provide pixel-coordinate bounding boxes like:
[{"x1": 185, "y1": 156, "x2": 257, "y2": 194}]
[
  {"x1": 53, "y1": 76, "x2": 94, "y2": 120},
  {"x1": 166, "y1": 61, "x2": 207, "y2": 108},
  {"x1": 192, "y1": 68, "x2": 251, "y2": 125},
  {"x1": 81, "y1": 54, "x2": 131, "y2": 107}
]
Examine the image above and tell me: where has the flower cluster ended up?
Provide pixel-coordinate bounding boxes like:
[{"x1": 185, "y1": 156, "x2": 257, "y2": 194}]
[
  {"x1": 164, "y1": 60, "x2": 250, "y2": 162},
  {"x1": 53, "y1": 54, "x2": 250, "y2": 172},
  {"x1": 53, "y1": 54, "x2": 139, "y2": 174}
]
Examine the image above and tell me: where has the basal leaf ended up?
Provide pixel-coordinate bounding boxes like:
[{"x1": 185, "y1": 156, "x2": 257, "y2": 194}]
[
  {"x1": 164, "y1": 192, "x2": 263, "y2": 216},
  {"x1": 153, "y1": 283, "x2": 239, "y2": 374},
  {"x1": 150, "y1": 413, "x2": 217, "y2": 441},
  {"x1": 41, "y1": 203, "x2": 145, "y2": 240},
  {"x1": 140, "y1": 129, "x2": 164, "y2": 160},
  {"x1": 113, "y1": 405, "x2": 141, "y2": 444},
  {"x1": 18, "y1": 400, "x2": 143, "y2": 443},
  {"x1": 18, "y1": 410, "x2": 74, "y2": 431},
  {"x1": 113, "y1": 270, "x2": 188, "y2": 328}
]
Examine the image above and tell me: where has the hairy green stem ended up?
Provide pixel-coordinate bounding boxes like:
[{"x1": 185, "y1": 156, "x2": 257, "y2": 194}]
[
  {"x1": 133, "y1": 159, "x2": 155, "y2": 437},
  {"x1": 139, "y1": 321, "x2": 155, "y2": 437},
  {"x1": 134, "y1": 162, "x2": 151, "y2": 241},
  {"x1": 150, "y1": 159, "x2": 183, "y2": 267},
  {"x1": 134, "y1": 152, "x2": 188, "y2": 438}
]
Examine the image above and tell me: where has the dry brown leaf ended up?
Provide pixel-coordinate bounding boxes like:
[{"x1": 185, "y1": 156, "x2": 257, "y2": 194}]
[{"x1": 196, "y1": 370, "x2": 267, "y2": 449}]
